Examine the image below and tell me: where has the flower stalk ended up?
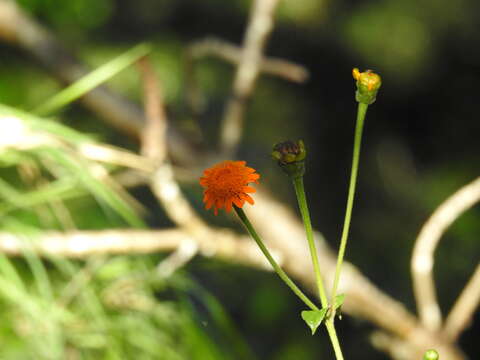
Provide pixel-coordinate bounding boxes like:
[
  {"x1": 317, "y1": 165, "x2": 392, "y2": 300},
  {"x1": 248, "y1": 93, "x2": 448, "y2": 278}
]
[
  {"x1": 272, "y1": 140, "x2": 345, "y2": 360},
  {"x1": 330, "y1": 68, "x2": 381, "y2": 314},
  {"x1": 293, "y1": 176, "x2": 328, "y2": 307},
  {"x1": 234, "y1": 206, "x2": 319, "y2": 311},
  {"x1": 330, "y1": 101, "x2": 367, "y2": 308}
]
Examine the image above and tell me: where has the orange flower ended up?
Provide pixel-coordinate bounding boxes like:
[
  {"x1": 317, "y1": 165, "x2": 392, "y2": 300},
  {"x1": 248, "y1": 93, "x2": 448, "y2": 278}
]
[{"x1": 200, "y1": 160, "x2": 260, "y2": 215}]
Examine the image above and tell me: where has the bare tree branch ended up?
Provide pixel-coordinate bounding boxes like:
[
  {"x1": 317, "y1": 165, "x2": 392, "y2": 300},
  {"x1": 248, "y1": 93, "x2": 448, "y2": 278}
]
[
  {"x1": 184, "y1": 37, "x2": 308, "y2": 119},
  {"x1": 444, "y1": 263, "x2": 480, "y2": 341},
  {"x1": 371, "y1": 330, "x2": 463, "y2": 360},
  {"x1": 77, "y1": 143, "x2": 155, "y2": 172},
  {"x1": 138, "y1": 57, "x2": 168, "y2": 163},
  {"x1": 411, "y1": 176, "x2": 480, "y2": 331},
  {"x1": 220, "y1": 0, "x2": 281, "y2": 155},
  {"x1": 188, "y1": 37, "x2": 308, "y2": 83},
  {"x1": 0, "y1": 229, "x2": 270, "y2": 269},
  {"x1": 137, "y1": 54, "x2": 208, "y2": 237}
]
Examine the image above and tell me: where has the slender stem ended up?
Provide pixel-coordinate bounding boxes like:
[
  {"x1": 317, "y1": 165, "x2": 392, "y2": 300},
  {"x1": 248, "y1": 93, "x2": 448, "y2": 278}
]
[
  {"x1": 331, "y1": 102, "x2": 368, "y2": 307},
  {"x1": 292, "y1": 176, "x2": 329, "y2": 308},
  {"x1": 236, "y1": 206, "x2": 344, "y2": 360},
  {"x1": 234, "y1": 206, "x2": 319, "y2": 311},
  {"x1": 326, "y1": 320, "x2": 345, "y2": 360}
]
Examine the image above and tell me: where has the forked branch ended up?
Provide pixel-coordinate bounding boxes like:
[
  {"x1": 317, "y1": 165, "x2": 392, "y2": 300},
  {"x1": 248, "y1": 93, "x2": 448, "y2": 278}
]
[
  {"x1": 220, "y1": 0, "x2": 281, "y2": 155},
  {"x1": 411, "y1": 177, "x2": 480, "y2": 331}
]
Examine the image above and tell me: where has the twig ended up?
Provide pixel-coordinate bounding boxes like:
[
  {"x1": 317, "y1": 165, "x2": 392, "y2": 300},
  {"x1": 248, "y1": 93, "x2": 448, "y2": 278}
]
[
  {"x1": 219, "y1": 0, "x2": 281, "y2": 155},
  {"x1": 0, "y1": 229, "x2": 270, "y2": 269},
  {"x1": 156, "y1": 238, "x2": 198, "y2": 277},
  {"x1": 137, "y1": 55, "x2": 207, "y2": 235},
  {"x1": 184, "y1": 37, "x2": 308, "y2": 123},
  {"x1": 77, "y1": 143, "x2": 155, "y2": 172},
  {"x1": 138, "y1": 55, "x2": 215, "y2": 275},
  {"x1": 444, "y1": 263, "x2": 480, "y2": 341},
  {"x1": 370, "y1": 330, "x2": 464, "y2": 360},
  {"x1": 411, "y1": 177, "x2": 480, "y2": 331},
  {"x1": 187, "y1": 37, "x2": 308, "y2": 82},
  {"x1": 137, "y1": 57, "x2": 168, "y2": 163}
]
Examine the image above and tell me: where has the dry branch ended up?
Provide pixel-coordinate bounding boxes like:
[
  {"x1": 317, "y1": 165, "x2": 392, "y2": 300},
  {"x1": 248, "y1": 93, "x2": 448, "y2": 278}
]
[
  {"x1": 220, "y1": 0, "x2": 281, "y2": 155},
  {"x1": 444, "y1": 263, "x2": 480, "y2": 341},
  {"x1": 138, "y1": 57, "x2": 168, "y2": 163},
  {"x1": 184, "y1": 36, "x2": 308, "y2": 119},
  {"x1": 411, "y1": 176, "x2": 480, "y2": 331},
  {"x1": 0, "y1": 229, "x2": 269, "y2": 269},
  {"x1": 187, "y1": 37, "x2": 308, "y2": 83}
]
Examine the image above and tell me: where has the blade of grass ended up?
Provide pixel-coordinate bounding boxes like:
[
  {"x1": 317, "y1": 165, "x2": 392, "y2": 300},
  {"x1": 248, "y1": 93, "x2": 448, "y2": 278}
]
[
  {"x1": 2, "y1": 219, "x2": 54, "y2": 300},
  {"x1": 0, "y1": 176, "x2": 79, "y2": 215},
  {"x1": 33, "y1": 43, "x2": 151, "y2": 116},
  {"x1": 39, "y1": 147, "x2": 145, "y2": 227},
  {"x1": 188, "y1": 280, "x2": 257, "y2": 360},
  {"x1": 0, "y1": 103, "x2": 93, "y2": 144},
  {"x1": 0, "y1": 254, "x2": 27, "y2": 293}
]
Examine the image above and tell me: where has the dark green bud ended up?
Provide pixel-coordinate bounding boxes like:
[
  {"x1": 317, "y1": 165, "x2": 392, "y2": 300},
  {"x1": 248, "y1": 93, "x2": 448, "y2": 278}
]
[
  {"x1": 352, "y1": 68, "x2": 382, "y2": 105},
  {"x1": 272, "y1": 140, "x2": 306, "y2": 179},
  {"x1": 423, "y1": 349, "x2": 439, "y2": 360}
]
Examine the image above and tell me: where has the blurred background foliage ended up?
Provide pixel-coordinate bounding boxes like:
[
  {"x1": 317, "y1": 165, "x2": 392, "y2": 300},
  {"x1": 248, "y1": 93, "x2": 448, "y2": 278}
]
[{"x1": 0, "y1": 0, "x2": 479, "y2": 359}]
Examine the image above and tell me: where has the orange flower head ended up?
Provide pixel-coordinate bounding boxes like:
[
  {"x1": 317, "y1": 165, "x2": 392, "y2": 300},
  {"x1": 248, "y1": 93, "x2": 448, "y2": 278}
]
[{"x1": 200, "y1": 160, "x2": 260, "y2": 215}]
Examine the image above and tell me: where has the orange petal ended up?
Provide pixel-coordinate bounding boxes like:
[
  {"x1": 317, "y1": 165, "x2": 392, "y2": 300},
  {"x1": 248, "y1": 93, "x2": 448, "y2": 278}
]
[
  {"x1": 225, "y1": 200, "x2": 233, "y2": 213},
  {"x1": 205, "y1": 198, "x2": 214, "y2": 210},
  {"x1": 243, "y1": 194, "x2": 254, "y2": 205},
  {"x1": 233, "y1": 197, "x2": 244, "y2": 208},
  {"x1": 243, "y1": 186, "x2": 256, "y2": 193}
]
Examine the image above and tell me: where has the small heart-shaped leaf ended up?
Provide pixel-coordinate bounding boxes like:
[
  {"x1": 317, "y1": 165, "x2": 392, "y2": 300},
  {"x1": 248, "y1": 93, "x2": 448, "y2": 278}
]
[
  {"x1": 301, "y1": 308, "x2": 328, "y2": 335},
  {"x1": 334, "y1": 294, "x2": 345, "y2": 310}
]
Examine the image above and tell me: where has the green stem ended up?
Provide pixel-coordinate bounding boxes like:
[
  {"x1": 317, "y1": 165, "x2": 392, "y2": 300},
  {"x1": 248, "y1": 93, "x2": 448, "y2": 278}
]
[
  {"x1": 234, "y1": 206, "x2": 319, "y2": 311},
  {"x1": 292, "y1": 176, "x2": 328, "y2": 308},
  {"x1": 331, "y1": 102, "x2": 368, "y2": 307},
  {"x1": 326, "y1": 320, "x2": 345, "y2": 360},
  {"x1": 235, "y1": 206, "x2": 345, "y2": 360},
  {"x1": 293, "y1": 178, "x2": 345, "y2": 360}
]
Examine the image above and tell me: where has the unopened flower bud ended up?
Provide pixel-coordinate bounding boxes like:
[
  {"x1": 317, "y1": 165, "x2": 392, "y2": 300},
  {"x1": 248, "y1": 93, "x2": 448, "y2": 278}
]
[
  {"x1": 272, "y1": 140, "x2": 306, "y2": 179},
  {"x1": 423, "y1": 349, "x2": 439, "y2": 360},
  {"x1": 352, "y1": 68, "x2": 381, "y2": 105}
]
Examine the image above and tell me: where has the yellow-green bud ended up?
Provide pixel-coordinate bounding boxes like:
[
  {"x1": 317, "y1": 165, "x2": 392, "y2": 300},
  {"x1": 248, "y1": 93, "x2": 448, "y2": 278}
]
[
  {"x1": 423, "y1": 349, "x2": 439, "y2": 360},
  {"x1": 272, "y1": 140, "x2": 306, "y2": 179},
  {"x1": 352, "y1": 68, "x2": 382, "y2": 105}
]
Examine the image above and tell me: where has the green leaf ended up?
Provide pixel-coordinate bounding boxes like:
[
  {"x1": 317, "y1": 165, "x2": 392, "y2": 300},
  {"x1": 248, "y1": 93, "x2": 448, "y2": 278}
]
[
  {"x1": 334, "y1": 294, "x2": 345, "y2": 310},
  {"x1": 301, "y1": 308, "x2": 327, "y2": 335},
  {"x1": 333, "y1": 294, "x2": 345, "y2": 320}
]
